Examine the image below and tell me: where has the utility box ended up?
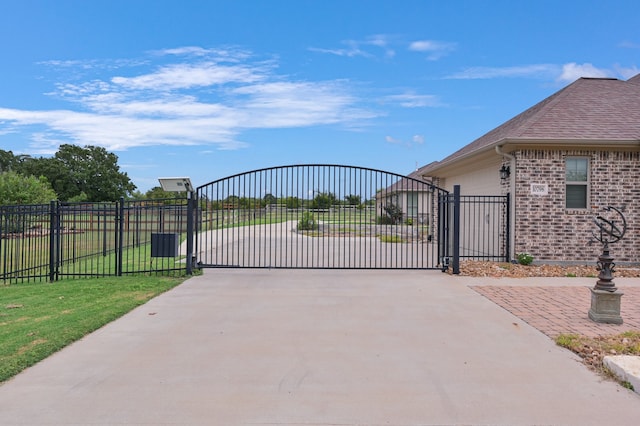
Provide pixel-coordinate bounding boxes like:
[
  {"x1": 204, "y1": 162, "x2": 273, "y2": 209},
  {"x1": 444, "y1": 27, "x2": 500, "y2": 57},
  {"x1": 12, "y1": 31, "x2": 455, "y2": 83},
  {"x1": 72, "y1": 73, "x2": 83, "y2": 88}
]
[{"x1": 151, "y1": 233, "x2": 179, "y2": 258}]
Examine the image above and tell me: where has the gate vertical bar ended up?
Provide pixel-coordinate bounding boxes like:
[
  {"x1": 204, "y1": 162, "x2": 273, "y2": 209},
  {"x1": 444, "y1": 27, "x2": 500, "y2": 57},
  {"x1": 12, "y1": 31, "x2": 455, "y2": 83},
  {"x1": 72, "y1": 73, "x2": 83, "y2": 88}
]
[
  {"x1": 505, "y1": 192, "x2": 511, "y2": 263},
  {"x1": 186, "y1": 192, "x2": 195, "y2": 274},
  {"x1": 48, "y1": 200, "x2": 58, "y2": 282},
  {"x1": 452, "y1": 185, "x2": 461, "y2": 275},
  {"x1": 117, "y1": 197, "x2": 124, "y2": 276},
  {"x1": 437, "y1": 192, "x2": 447, "y2": 269}
]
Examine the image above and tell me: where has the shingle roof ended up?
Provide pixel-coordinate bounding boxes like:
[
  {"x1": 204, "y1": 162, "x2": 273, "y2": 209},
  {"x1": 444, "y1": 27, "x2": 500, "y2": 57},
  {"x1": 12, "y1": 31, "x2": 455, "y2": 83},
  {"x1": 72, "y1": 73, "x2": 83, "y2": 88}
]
[
  {"x1": 377, "y1": 168, "x2": 431, "y2": 197},
  {"x1": 425, "y1": 74, "x2": 640, "y2": 172}
]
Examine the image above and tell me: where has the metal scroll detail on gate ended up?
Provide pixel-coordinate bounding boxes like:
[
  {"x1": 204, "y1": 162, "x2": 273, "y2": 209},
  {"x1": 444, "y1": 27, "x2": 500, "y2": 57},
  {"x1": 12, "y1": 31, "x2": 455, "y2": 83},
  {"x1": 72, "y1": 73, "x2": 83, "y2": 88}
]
[{"x1": 591, "y1": 206, "x2": 627, "y2": 292}]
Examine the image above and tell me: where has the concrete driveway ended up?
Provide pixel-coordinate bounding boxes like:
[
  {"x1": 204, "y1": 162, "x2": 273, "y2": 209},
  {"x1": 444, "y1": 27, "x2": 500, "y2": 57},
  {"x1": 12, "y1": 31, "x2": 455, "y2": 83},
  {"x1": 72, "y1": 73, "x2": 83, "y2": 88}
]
[{"x1": 1, "y1": 269, "x2": 639, "y2": 425}]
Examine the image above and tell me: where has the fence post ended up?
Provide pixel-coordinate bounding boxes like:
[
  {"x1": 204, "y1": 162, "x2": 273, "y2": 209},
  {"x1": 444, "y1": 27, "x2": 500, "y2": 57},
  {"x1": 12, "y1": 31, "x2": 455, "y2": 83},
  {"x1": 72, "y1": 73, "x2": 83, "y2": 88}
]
[
  {"x1": 48, "y1": 201, "x2": 58, "y2": 282},
  {"x1": 452, "y1": 185, "x2": 461, "y2": 275},
  {"x1": 117, "y1": 197, "x2": 125, "y2": 276},
  {"x1": 186, "y1": 192, "x2": 195, "y2": 275}
]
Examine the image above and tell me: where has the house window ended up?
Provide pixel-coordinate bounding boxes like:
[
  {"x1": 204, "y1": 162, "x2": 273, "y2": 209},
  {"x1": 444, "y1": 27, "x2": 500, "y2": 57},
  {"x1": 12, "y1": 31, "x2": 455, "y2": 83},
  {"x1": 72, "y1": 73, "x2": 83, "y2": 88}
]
[
  {"x1": 407, "y1": 192, "x2": 418, "y2": 218},
  {"x1": 565, "y1": 157, "x2": 589, "y2": 209}
]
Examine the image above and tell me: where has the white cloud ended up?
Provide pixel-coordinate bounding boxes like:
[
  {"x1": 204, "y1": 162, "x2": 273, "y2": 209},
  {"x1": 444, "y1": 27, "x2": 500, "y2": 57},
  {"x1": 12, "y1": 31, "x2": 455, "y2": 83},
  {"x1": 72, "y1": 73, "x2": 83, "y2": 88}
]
[
  {"x1": 156, "y1": 46, "x2": 221, "y2": 57},
  {"x1": 446, "y1": 64, "x2": 558, "y2": 79},
  {"x1": 619, "y1": 41, "x2": 640, "y2": 49},
  {"x1": 557, "y1": 63, "x2": 611, "y2": 82},
  {"x1": 385, "y1": 135, "x2": 402, "y2": 144},
  {"x1": 309, "y1": 34, "x2": 396, "y2": 59},
  {"x1": 231, "y1": 81, "x2": 375, "y2": 127},
  {"x1": 308, "y1": 43, "x2": 372, "y2": 58},
  {"x1": 111, "y1": 61, "x2": 267, "y2": 90},
  {"x1": 384, "y1": 92, "x2": 443, "y2": 108},
  {"x1": 0, "y1": 47, "x2": 381, "y2": 154},
  {"x1": 408, "y1": 40, "x2": 456, "y2": 60},
  {"x1": 616, "y1": 65, "x2": 640, "y2": 79},
  {"x1": 366, "y1": 34, "x2": 395, "y2": 58},
  {"x1": 446, "y1": 62, "x2": 632, "y2": 83},
  {"x1": 385, "y1": 134, "x2": 425, "y2": 148},
  {"x1": 39, "y1": 58, "x2": 147, "y2": 71}
]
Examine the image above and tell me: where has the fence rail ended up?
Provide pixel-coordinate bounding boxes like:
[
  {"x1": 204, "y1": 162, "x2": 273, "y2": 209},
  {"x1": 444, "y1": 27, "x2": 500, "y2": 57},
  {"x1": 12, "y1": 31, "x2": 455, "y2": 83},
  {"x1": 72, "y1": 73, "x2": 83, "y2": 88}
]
[{"x1": 1, "y1": 198, "x2": 191, "y2": 283}]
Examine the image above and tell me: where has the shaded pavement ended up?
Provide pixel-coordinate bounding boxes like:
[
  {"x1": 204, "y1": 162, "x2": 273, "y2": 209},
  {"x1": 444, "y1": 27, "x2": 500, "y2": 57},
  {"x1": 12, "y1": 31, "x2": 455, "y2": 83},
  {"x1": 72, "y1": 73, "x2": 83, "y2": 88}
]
[{"x1": 0, "y1": 270, "x2": 639, "y2": 425}]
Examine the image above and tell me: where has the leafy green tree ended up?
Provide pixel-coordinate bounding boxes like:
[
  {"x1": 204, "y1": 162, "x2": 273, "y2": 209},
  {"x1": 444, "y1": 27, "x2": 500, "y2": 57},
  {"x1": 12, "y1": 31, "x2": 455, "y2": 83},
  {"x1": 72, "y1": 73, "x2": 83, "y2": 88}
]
[
  {"x1": 238, "y1": 197, "x2": 252, "y2": 209},
  {"x1": 345, "y1": 194, "x2": 362, "y2": 206},
  {"x1": 128, "y1": 190, "x2": 146, "y2": 200},
  {"x1": 145, "y1": 186, "x2": 175, "y2": 200},
  {"x1": 0, "y1": 150, "x2": 20, "y2": 172},
  {"x1": 0, "y1": 171, "x2": 57, "y2": 205},
  {"x1": 224, "y1": 195, "x2": 240, "y2": 208},
  {"x1": 238, "y1": 197, "x2": 261, "y2": 209},
  {"x1": 17, "y1": 145, "x2": 136, "y2": 202},
  {"x1": 284, "y1": 196, "x2": 300, "y2": 209},
  {"x1": 54, "y1": 145, "x2": 136, "y2": 201},
  {"x1": 17, "y1": 156, "x2": 70, "y2": 197},
  {"x1": 263, "y1": 193, "x2": 277, "y2": 206},
  {"x1": 143, "y1": 186, "x2": 185, "y2": 204},
  {"x1": 312, "y1": 192, "x2": 338, "y2": 209}
]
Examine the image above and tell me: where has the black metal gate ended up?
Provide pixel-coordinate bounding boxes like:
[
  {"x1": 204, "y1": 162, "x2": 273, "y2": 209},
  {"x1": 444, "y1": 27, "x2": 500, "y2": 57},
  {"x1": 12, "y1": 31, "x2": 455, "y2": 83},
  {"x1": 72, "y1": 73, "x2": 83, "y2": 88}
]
[
  {"x1": 195, "y1": 165, "x2": 450, "y2": 269},
  {"x1": 439, "y1": 186, "x2": 510, "y2": 273}
]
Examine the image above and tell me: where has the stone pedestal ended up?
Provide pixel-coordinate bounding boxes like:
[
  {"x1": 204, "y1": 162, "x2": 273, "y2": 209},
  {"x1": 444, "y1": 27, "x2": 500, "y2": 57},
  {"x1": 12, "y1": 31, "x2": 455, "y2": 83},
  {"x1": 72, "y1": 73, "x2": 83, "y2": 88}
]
[{"x1": 588, "y1": 288, "x2": 623, "y2": 324}]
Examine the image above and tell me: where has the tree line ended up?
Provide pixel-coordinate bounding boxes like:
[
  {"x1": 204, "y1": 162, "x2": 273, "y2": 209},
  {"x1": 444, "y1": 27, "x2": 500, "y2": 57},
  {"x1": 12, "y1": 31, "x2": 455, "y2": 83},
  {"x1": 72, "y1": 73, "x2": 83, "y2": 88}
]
[
  {"x1": 0, "y1": 145, "x2": 136, "y2": 205},
  {"x1": 206, "y1": 192, "x2": 374, "y2": 210},
  {"x1": 1, "y1": 146, "x2": 381, "y2": 208}
]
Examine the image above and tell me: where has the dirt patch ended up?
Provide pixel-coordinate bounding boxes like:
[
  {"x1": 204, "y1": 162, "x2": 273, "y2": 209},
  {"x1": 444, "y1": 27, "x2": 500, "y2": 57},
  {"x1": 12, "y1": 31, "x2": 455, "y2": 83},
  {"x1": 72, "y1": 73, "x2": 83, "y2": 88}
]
[{"x1": 556, "y1": 332, "x2": 640, "y2": 381}]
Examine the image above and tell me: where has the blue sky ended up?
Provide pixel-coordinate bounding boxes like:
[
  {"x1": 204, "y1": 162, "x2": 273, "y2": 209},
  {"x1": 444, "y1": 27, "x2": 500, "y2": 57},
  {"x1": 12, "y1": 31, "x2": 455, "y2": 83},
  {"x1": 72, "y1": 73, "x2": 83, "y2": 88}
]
[{"x1": 1, "y1": 0, "x2": 638, "y2": 192}]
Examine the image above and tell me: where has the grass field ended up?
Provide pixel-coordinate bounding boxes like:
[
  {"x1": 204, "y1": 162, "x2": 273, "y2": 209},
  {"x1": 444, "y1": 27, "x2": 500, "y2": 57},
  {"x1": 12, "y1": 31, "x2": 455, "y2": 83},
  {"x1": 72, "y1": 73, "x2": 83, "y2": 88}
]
[
  {"x1": 200, "y1": 207, "x2": 378, "y2": 230},
  {"x1": 1, "y1": 233, "x2": 188, "y2": 280},
  {"x1": 0, "y1": 275, "x2": 187, "y2": 383}
]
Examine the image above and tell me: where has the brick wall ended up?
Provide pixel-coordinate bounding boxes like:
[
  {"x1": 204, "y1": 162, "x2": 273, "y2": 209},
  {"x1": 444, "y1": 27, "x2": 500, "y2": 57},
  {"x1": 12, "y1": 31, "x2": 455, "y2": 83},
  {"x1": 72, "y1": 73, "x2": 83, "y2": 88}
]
[{"x1": 512, "y1": 149, "x2": 639, "y2": 264}]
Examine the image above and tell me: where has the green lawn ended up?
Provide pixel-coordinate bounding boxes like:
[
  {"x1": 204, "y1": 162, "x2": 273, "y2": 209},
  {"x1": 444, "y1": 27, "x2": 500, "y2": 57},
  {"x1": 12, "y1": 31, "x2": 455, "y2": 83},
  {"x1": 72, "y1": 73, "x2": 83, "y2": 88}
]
[
  {"x1": 200, "y1": 208, "x2": 378, "y2": 231},
  {"x1": 0, "y1": 275, "x2": 186, "y2": 383}
]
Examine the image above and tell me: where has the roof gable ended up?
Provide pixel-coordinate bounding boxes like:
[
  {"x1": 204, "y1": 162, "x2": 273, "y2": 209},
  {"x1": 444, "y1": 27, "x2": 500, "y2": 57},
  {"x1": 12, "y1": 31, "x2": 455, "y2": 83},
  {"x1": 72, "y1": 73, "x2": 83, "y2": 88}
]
[
  {"x1": 377, "y1": 169, "x2": 432, "y2": 196},
  {"x1": 628, "y1": 73, "x2": 640, "y2": 85},
  {"x1": 430, "y1": 74, "x2": 640, "y2": 170}
]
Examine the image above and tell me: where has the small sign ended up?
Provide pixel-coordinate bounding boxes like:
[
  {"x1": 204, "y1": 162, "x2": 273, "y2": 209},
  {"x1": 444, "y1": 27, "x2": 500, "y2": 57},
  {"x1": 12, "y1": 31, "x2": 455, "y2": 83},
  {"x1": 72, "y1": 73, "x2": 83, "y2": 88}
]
[{"x1": 530, "y1": 183, "x2": 548, "y2": 195}]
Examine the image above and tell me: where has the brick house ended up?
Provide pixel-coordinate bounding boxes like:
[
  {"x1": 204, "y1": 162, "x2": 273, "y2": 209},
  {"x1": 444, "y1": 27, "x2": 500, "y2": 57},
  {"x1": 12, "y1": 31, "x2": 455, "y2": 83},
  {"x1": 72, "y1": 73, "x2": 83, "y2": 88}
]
[{"x1": 420, "y1": 73, "x2": 640, "y2": 264}]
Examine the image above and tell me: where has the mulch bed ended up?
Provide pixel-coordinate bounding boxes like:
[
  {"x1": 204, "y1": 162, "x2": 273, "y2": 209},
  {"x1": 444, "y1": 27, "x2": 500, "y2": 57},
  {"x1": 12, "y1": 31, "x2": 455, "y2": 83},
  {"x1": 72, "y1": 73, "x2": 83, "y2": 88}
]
[{"x1": 452, "y1": 260, "x2": 640, "y2": 278}]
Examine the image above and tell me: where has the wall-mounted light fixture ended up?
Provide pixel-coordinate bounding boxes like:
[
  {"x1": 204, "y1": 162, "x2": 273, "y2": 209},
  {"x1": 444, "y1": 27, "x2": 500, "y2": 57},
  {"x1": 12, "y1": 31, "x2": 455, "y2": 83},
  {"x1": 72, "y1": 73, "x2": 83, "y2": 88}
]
[{"x1": 499, "y1": 164, "x2": 511, "y2": 181}]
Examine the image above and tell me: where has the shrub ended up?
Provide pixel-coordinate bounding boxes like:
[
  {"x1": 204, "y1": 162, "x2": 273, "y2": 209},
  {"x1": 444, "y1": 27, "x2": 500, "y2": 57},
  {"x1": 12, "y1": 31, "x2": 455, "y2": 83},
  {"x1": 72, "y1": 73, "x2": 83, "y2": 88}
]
[
  {"x1": 517, "y1": 252, "x2": 534, "y2": 265},
  {"x1": 377, "y1": 215, "x2": 395, "y2": 225},
  {"x1": 379, "y1": 235, "x2": 406, "y2": 243},
  {"x1": 377, "y1": 202, "x2": 403, "y2": 225},
  {"x1": 297, "y1": 211, "x2": 318, "y2": 231}
]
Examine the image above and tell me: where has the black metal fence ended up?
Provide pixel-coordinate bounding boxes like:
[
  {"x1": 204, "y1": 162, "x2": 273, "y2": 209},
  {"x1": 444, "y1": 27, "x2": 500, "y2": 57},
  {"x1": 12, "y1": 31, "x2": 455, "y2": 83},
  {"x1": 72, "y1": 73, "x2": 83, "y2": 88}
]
[
  {"x1": 441, "y1": 186, "x2": 510, "y2": 272},
  {"x1": 1, "y1": 173, "x2": 510, "y2": 282},
  {"x1": 1, "y1": 198, "x2": 192, "y2": 283}
]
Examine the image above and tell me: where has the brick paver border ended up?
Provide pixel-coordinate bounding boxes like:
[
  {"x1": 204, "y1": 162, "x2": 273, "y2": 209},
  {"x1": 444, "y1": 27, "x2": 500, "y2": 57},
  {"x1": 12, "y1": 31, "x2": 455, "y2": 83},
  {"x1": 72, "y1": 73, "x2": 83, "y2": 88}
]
[{"x1": 471, "y1": 286, "x2": 640, "y2": 338}]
